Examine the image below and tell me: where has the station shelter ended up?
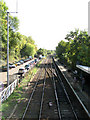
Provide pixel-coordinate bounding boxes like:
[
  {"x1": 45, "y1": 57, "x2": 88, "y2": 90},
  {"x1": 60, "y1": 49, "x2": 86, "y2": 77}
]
[{"x1": 76, "y1": 65, "x2": 90, "y2": 84}]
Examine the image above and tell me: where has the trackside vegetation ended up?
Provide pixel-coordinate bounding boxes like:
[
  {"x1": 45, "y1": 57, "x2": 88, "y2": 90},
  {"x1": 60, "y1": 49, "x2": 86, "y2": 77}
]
[
  {"x1": 0, "y1": 0, "x2": 37, "y2": 63},
  {"x1": 0, "y1": 0, "x2": 55, "y2": 66},
  {"x1": 56, "y1": 29, "x2": 90, "y2": 69},
  {"x1": 0, "y1": 60, "x2": 42, "y2": 119}
]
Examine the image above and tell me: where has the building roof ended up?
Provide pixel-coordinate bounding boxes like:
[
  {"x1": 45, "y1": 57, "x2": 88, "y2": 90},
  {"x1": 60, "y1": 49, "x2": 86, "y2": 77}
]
[{"x1": 76, "y1": 65, "x2": 90, "y2": 74}]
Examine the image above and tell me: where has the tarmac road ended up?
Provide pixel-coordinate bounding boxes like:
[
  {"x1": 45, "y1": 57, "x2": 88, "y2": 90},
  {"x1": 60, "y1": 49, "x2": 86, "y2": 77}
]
[{"x1": 0, "y1": 59, "x2": 34, "y2": 86}]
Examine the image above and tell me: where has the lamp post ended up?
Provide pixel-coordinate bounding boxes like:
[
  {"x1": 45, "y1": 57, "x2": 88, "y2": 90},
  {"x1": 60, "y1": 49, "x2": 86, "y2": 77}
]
[
  {"x1": 7, "y1": 12, "x2": 9, "y2": 86},
  {"x1": 7, "y1": 11, "x2": 18, "y2": 86}
]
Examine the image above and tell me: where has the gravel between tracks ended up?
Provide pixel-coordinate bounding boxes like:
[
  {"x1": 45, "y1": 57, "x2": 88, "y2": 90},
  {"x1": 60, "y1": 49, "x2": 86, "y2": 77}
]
[
  {"x1": 2, "y1": 58, "x2": 59, "y2": 119},
  {"x1": 23, "y1": 58, "x2": 59, "y2": 119}
]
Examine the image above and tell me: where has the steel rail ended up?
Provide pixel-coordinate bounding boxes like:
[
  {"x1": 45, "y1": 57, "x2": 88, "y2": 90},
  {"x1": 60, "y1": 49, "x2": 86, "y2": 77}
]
[
  {"x1": 22, "y1": 67, "x2": 43, "y2": 120},
  {"x1": 45, "y1": 59, "x2": 61, "y2": 119},
  {"x1": 53, "y1": 59, "x2": 79, "y2": 120},
  {"x1": 8, "y1": 60, "x2": 45, "y2": 120},
  {"x1": 51, "y1": 63, "x2": 62, "y2": 120},
  {"x1": 22, "y1": 59, "x2": 47, "y2": 119},
  {"x1": 38, "y1": 58, "x2": 49, "y2": 120},
  {"x1": 22, "y1": 59, "x2": 47, "y2": 120},
  {"x1": 55, "y1": 60, "x2": 90, "y2": 118},
  {"x1": 38, "y1": 68, "x2": 46, "y2": 120},
  {"x1": 8, "y1": 69, "x2": 41, "y2": 120}
]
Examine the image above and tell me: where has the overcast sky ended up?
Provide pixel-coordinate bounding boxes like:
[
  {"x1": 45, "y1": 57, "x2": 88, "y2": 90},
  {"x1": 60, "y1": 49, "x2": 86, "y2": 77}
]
[{"x1": 4, "y1": 0, "x2": 89, "y2": 50}]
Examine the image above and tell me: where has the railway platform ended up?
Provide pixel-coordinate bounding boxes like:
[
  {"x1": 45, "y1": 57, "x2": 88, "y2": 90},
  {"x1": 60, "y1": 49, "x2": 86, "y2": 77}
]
[{"x1": 54, "y1": 59, "x2": 90, "y2": 114}]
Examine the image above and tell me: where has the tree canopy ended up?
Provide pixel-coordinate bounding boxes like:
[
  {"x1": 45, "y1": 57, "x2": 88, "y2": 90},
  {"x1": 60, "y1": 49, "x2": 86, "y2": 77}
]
[
  {"x1": 0, "y1": 0, "x2": 37, "y2": 62},
  {"x1": 56, "y1": 29, "x2": 90, "y2": 69},
  {"x1": 36, "y1": 48, "x2": 55, "y2": 57}
]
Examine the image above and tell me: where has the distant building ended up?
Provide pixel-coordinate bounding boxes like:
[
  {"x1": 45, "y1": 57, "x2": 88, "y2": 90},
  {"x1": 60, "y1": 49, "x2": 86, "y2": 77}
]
[{"x1": 88, "y1": 1, "x2": 90, "y2": 35}]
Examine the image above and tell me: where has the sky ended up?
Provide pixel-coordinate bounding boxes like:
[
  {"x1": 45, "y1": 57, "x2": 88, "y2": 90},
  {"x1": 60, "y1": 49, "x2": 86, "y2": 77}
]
[{"x1": 4, "y1": 0, "x2": 89, "y2": 50}]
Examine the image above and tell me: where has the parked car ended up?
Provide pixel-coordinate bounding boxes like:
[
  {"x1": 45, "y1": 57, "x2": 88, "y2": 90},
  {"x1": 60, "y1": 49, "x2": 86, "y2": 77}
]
[
  {"x1": 26, "y1": 58, "x2": 30, "y2": 61},
  {"x1": 34, "y1": 58, "x2": 38, "y2": 63},
  {"x1": 18, "y1": 68, "x2": 26, "y2": 75},
  {"x1": 29, "y1": 60, "x2": 35, "y2": 65},
  {"x1": 25, "y1": 64, "x2": 30, "y2": 70},
  {"x1": 9, "y1": 63, "x2": 16, "y2": 68},
  {"x1": 23, "y1": 58, "x2": 29, "y2": 63},
  {"x1": 39, "y1": 55, "x2": 42, "y2": 59},
  {"x1": 23, "y1": 59, "x2": 27, "y2": 63},
  {"x1": 29, "y1": 56, "x2": 32, "y2": 60},
  {"x1": 19, "y1": 60, "x2": 24, "y2": 64},
  {"x1": 2, "y1": 65, "x2": 7, "y2": 71},
  {"x1": 15, "y1": 62, "x2": 21, "y2": 66},
  {"x1": 2, "y1": 63, "x2": 16, "y2": 71}
]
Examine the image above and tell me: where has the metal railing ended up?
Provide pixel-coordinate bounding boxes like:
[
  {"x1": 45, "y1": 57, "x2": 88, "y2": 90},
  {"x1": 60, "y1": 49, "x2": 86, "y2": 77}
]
[{"x1": 0, "y1": 78, "x2": 19, "y2": 103}]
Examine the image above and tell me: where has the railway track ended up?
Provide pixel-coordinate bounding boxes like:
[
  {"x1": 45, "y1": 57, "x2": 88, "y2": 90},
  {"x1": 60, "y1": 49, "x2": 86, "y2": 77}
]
[
  {"x1": 51, "y1": 66, "x2": 77, "y2": 120},
  {"x1": 22, "y1": 58, "x2": 60, "y2": 119},
  {"x1": 7, "y1": 59, "x2": 46, "y2": 120},
  {"x1": 7, "y1": 56, "x2": 89, "y2": 120},
  {"x1": 52, "y1": 57, "x2": 90, "y2": 120},
  {"x1": 38, "y1": 58, "x2": 60, "y2": 119}
]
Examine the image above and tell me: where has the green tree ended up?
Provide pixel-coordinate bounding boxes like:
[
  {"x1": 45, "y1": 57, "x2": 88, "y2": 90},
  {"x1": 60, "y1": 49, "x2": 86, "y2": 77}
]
[
  {"x1": 56, "y1": 29, "x2": 90, "y2": 69},
  {"x1": 37, "y1": 48, "x2": 45, "y2": 56},
  {"x1": 0, "y1": 0, "x2": 8, "y2": 59},
  {"x1": 21, "y1": 43, "x2": 36, "y2": 58},
  {"x1": 56, "y1": 40, "x2": 67, "y2": 63},
  {"x1": 0, "y1": 0, "x2": 38, "y2": 62},
  {"x1": 0, "y1": 0, "x2": 20, "y2": 61}
]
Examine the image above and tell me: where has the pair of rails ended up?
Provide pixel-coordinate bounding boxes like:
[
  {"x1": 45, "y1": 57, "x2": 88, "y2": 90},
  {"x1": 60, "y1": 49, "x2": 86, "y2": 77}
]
[{"x1": 8, "y1": 57, "x2": 90, "y2": 120}]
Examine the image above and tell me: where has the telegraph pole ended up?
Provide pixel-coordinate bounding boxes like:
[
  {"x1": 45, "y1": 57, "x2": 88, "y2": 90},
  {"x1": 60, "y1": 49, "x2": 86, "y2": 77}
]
[
  {"x1": 7, "y1": 0, "x2": 18, "y2": 86},
  {"x1": 7, "y1": 12, "x2": 9, "y2": 86},
  {"x1": 7, "y1": 11, "x2": 18, "y2": 86}
]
